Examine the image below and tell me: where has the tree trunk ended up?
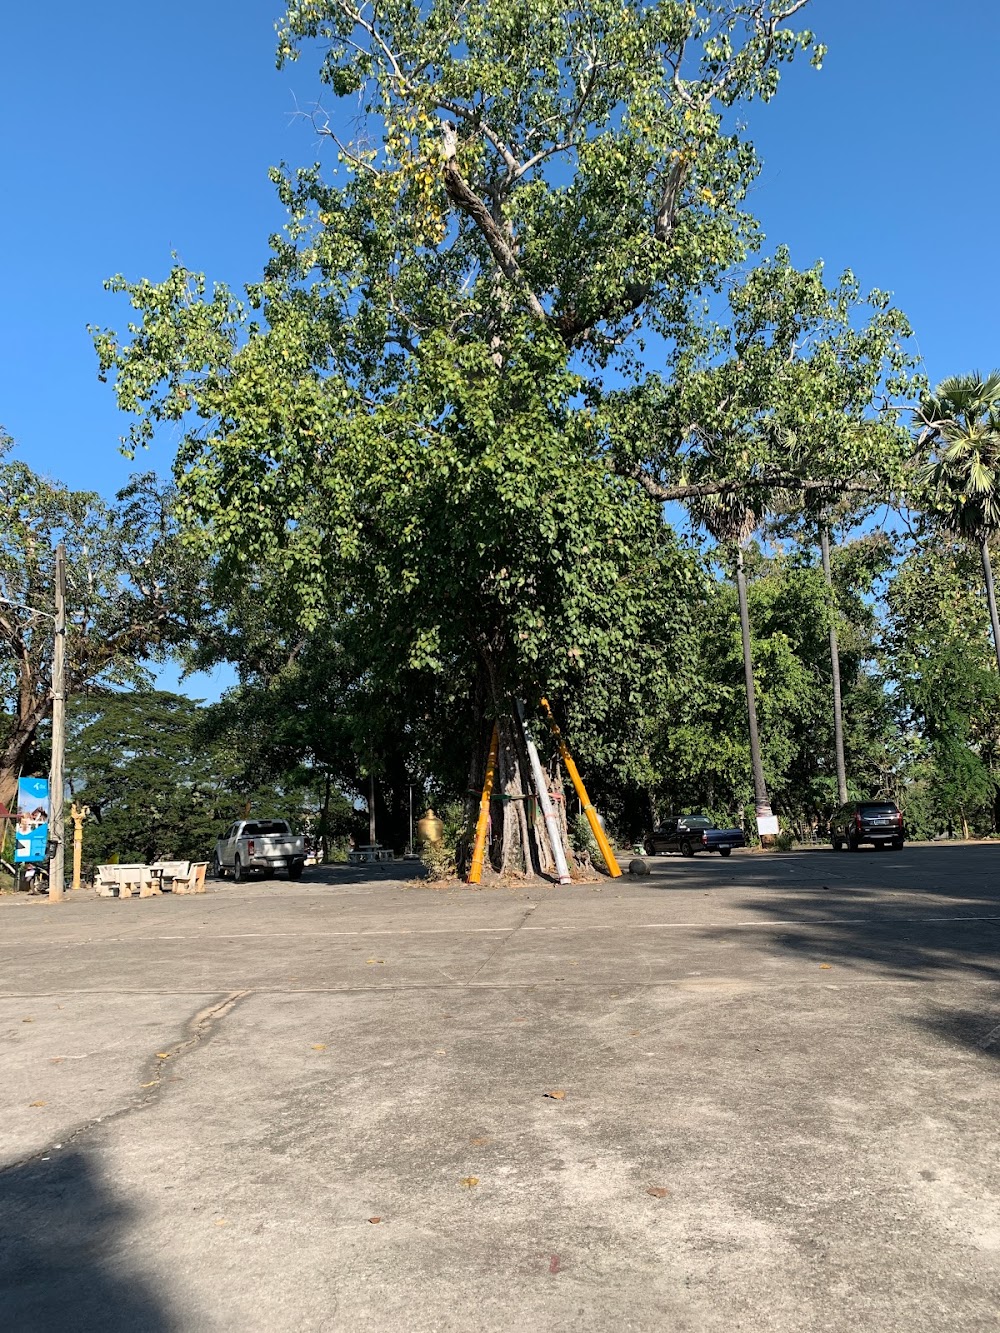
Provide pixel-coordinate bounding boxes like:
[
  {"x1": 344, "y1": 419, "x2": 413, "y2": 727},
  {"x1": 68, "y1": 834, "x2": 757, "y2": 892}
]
[
  {"x1": 320, "y1": 772, "x2": 331, "y2": 863},
  {"x1": 734, "y1": 546, "x2": 773, "y2": 822},
  {"x1": 981, "y1": 537, "x2": 1000, "y2": 678},
  {"x1": 820, "y1": 524, "x2": 849, "y2": 806},
  {"x1": 0, "y1": 709, "x2": 47, "y2": 812},
  {"x1": 495, "y1": 713, "x2": 537, "y2": 877}
]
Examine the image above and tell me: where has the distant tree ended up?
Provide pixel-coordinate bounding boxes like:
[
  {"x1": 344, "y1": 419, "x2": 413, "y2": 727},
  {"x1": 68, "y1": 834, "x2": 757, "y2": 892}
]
[
  {"x1": 915, "y1": 370, "x2": 1000, "y2": 676},
  {"x1": 883, "y1": 534, "x2": 1000, "y2": 836},
  {"x1": 67, "y1": 691, "x2": 330, "y2": 867},
  {"x1": 0, "y1": 444, "x2": 207, "y2": 808}
]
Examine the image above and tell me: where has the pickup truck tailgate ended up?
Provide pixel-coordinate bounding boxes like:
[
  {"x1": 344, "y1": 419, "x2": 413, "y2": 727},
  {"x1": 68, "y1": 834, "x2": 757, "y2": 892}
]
[{"x1": 254, "y1": 836, "x2": 303, "y2": 856}]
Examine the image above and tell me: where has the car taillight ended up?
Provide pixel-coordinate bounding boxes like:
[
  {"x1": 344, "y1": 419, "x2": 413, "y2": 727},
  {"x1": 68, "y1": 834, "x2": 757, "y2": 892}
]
[
  {"x1": 855, "y1": 814, "x2": 862, "y2": 830},
  {"x1": 701, "y1": 832, "x2": 708, "y2": 845},
  {"x1": 248, "y1": 839, "x2": 255, "y2": 856},
  {"x1": 895, "y1": 812, "x2": 903, "y2": 825}
]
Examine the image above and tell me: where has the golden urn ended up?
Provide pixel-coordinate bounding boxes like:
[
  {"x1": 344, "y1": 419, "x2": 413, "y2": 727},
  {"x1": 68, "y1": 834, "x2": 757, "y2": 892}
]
[{"x1": 416, "y1": 808, "x2": 444, "y2": 845}]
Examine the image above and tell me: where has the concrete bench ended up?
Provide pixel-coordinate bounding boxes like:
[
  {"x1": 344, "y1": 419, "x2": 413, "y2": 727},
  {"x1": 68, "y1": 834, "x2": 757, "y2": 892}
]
[
  {"x1": 96, "y1": 864, "x2": 160, "y2": 899},
  {"x1": 347, "y1": 845, "x2": 395, "y2": 865},
  {"x1": 164, "y1": 861, "x2": 207, "y2": 895},
  {"x1": 96, "y1": 861, "x2": 208, "y2": 897}
]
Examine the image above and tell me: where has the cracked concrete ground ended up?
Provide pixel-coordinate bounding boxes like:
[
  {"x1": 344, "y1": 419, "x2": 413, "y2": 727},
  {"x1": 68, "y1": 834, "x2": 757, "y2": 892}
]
[{"x1": 1, "y1": 844, "x2": 999, "y2": 1331}]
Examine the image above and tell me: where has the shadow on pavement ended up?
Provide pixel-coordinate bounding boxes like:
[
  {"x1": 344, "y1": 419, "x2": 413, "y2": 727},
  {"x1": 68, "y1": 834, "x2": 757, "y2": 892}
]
[
  {"x1": 700, "y1": 845, "x2": 1000, "y2": 983},
  {"x1": 0, "y1": 1150, "x2": 176, "y2": 1332},
  {"x1": 683, "y1": 845, "x2": 1000, "y2": 1061},
  {"x1": 913, "y1": 1004, "x2": 1000, "y2": 1062}
]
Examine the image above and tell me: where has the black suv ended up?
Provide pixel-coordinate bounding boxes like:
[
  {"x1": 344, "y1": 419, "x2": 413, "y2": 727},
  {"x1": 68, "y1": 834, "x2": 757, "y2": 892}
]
[{"x1": 830, "y1": 801, "x2": 905, "y2": 852}]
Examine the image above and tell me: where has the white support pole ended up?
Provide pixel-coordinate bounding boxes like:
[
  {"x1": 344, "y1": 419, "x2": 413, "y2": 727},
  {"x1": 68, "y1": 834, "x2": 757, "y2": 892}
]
[{"x1": 516, "y1": 700, "x2": 572, "y2": 884}]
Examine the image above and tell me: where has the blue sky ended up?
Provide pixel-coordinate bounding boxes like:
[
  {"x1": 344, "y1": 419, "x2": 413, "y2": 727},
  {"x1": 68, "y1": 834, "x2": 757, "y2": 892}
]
[{"x1": 1, "y1": 0, "x2": 997, "y2": 690}]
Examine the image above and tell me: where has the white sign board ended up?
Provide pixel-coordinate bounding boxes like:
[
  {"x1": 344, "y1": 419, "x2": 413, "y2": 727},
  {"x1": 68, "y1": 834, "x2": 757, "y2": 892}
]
[{"x1": 756, "y1": 815, "x2": 779, "y2": 836}]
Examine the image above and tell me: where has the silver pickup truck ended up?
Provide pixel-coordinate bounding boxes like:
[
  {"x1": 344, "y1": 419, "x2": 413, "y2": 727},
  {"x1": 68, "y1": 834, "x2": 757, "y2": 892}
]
[{"x1": 213, "y1": 819, "x2": 306, "y2": 881}]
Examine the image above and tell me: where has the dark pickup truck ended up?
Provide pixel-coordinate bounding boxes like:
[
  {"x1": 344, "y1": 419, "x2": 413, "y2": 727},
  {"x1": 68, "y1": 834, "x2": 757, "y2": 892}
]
[{"x1": 644, "y1": 815, "x2": 746, "y2": 858}]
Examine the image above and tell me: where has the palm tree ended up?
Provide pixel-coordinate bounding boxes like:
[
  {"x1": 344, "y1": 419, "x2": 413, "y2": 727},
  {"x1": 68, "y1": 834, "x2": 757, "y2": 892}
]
[
  {"x1": 916, "y1": 371, "x2": 1000, "y2": 676},
  {"x1": 692, "y1": 494, "x2": 775, "y2": 828}
]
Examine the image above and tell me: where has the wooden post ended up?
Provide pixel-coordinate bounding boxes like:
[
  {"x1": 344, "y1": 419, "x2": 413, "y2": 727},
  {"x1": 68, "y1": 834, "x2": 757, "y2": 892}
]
[
  {"x1": 538, "y1": 700, "x2": 621, "y2": 878},
  {"x1": 468, "y1": 725, "x2": 499, "y2": 885},
  {"x1": 516, "y1": 701, "x2": 571, "y2": 883}
]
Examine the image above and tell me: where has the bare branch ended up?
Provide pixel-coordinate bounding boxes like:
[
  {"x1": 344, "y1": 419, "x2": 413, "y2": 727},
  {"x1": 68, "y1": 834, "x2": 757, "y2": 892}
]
[{"x1": 440, "y1": 123, "x2": 547, "y2": 323}]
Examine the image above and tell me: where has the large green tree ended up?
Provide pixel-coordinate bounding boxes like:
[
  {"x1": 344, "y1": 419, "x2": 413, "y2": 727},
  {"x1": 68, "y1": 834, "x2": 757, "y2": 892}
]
[{"x1": 92, "y1": 1, "x2": 915, "y2": 871}]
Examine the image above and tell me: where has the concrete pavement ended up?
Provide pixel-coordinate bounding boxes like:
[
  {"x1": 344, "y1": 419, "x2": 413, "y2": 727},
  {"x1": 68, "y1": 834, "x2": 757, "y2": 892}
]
[{"x1": 1, "y1": 844, "x2": 999, "y2": 1331}]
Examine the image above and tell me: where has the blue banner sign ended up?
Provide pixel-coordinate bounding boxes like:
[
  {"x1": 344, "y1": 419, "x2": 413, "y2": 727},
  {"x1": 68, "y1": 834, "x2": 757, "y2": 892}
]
[{"x1": 15, "y1": 776, "x2": 49, "y2": 863}]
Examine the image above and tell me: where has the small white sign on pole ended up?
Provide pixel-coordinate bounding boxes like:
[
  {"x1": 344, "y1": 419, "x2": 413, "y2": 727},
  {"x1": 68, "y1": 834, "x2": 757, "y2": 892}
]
[{"x1": 756, "y1": 814, "x2": 779, "y2": 836}]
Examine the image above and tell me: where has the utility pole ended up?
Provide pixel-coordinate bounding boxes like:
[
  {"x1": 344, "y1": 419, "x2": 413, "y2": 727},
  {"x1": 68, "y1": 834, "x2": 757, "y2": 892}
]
[
  {"x1": 820, "y1": 524, "x2": 849, "y2": 807},
  {"x1": 48, "y1": 543, "x2": 66, "y2": 902}
]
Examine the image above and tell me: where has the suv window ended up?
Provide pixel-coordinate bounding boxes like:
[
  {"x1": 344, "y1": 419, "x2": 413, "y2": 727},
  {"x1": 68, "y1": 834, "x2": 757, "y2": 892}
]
[{"x1": 859, "y1": 803, "x2": 898, "y2": 817}]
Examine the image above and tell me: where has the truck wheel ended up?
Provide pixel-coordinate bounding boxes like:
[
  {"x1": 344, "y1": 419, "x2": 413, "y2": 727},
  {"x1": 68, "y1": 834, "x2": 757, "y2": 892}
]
[
  {"x1": 643, "y1": 841, "x2": 655, "y2": 857},
  {"x1": 719, "y1": 847, "x2": 732, "y2": 858},
  {"x1": 681, "y1": 840, "x2": 694, "y2": 858},
  {"x1": 831, "y1": 835, "x2": 842, "y2": 852},
  {"x1": 892, "y1": 837, "x2": 904, "y2": 850},
  {"x1": 233, "y1": 855, "x2": 244, "y2": 883},
  {"x1": 212, "y1": 854, "x2": 224, "y2": 879},
  {"x1": 847, "y1": 834, "x2": 860, "y2": 853}
]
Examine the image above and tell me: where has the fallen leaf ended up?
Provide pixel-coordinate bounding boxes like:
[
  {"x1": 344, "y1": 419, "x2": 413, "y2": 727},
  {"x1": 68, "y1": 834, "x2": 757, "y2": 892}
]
[
  {"x1": 549, "y1": 1254, "x2": 561, "y2": 1274},
  {"x1": 49, "y1": 1057, "x2": 64, "y2": 1064},
  {"x1": 311, "y1": 1044, "x2": 327, "y2": 1051},
  {"x1": 140, "y1": 1080, "x2": 158, "y2": 1088},
  {"x1": 629, "y1": 1030, "x2": 641, "y2": 1036},
  {"x1": 214, "y1": 1218, "x2": 227, "y2": 1227},
  {"x1": 156, "y1": 1052, "x2": 171, "y2": 1060},
  {"x1": 819, "y1": 964, "x2": 832, "y2": 970},
  {"x1": 435, "y1": 1048, "x2": 447, "y2": 1054},
  {"x1": 22, "y1": 1018, "x2": 33, "y2": 1023},
  {"x1": 469, "y1": 1136, "x2": 492, "y2": 1147},
  {"x1": 368, "y1": 1216, "x2": 382, "y2": 1224},
  {"x1": 460, "y1": 1176, "x2": 479, "y2": 1189},
  {"x1": 29, "y1": 1100, "x2": 46, "y2": 1108},
  {"x1": 544, "y1": 1090, "x2": 566, "y2": 1100},
  {"x1": 365, "y1": 959, "x2": 386, "y2": 965},
  {"x1": 646, "y1": 1187, "x2": 670, "y2": 1199},
  {"x1": 513, "y1": 1018, "x2": 527, "y2": 1023}
]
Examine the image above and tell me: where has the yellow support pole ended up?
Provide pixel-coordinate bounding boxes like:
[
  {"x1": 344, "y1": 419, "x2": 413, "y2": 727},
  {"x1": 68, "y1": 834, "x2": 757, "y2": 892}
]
[
  {"x1": 70, "y1": 802, "x2": 89, "y2": 891},
  {"x1": 468, "y1": 724, "x2": 499, "y2": 884},
  {"x1": 539, "y1": 699, "x2": 621, "y2": 878}
]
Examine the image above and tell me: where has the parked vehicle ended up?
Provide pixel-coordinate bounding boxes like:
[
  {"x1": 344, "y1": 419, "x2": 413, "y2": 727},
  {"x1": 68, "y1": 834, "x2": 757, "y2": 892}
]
[
  {"x1": 829, "y1": 801, "x2": 905, "y2": 852},
  {"x1": 213, "y1": 819, "x2": 306, "y2": 881},
  {"x1": 643, "y1": 815, "x2": 746, "y2": 858}
]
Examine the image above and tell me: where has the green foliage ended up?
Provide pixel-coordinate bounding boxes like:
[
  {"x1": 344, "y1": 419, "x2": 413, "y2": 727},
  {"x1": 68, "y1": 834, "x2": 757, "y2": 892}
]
[
  {"x1": 883, "y1": 534, "x2": 1000, "y2": 835},
  {"x1": 0, "y1": 443, "x2": 208, "y2": 801},
  {"x1": 646, "y1": 534, "x2": 897, "y2": 831},
  {"x1": 915, "y1": 371, "x2": 1000, "y2": 542},
  {"x1": 66, "y1": 690, "x2": 330, "y2": 869}
]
